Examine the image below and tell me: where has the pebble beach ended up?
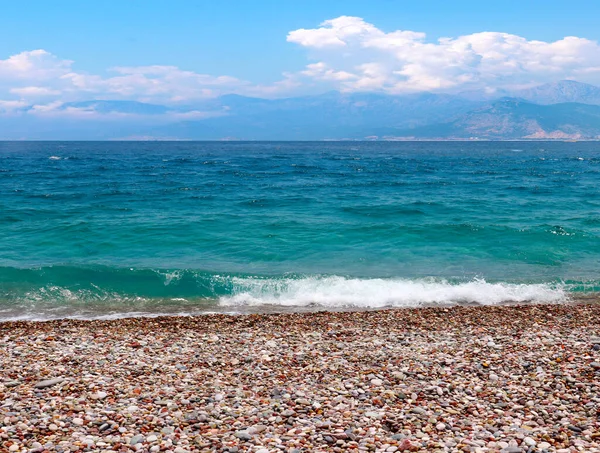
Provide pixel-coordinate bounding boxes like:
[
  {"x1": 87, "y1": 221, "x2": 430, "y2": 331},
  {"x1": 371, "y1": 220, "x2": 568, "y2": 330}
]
[{"x1": 1, "y1": 304, "x2": 600, "y2": 453}]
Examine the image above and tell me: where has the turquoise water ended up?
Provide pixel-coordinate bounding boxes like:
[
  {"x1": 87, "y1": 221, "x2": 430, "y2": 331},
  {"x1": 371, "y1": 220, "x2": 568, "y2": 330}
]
[{"x1": 1, "y1": 141, "x2": 599, "y2": 319}]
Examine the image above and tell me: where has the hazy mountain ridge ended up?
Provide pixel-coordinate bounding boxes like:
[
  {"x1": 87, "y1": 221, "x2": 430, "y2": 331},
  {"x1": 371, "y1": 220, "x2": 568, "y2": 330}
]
[
  {"x1": 389, "y1": 99, "x2": 600, "y2": 140},
  {"x1": 1, "y1": 80, "x2": 600, "y2": 140}
]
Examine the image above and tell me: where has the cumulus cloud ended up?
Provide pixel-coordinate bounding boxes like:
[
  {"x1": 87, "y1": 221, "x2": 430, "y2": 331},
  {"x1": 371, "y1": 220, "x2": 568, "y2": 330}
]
[
  {"x1": 287, "y1": 16, "x2": 600, "y2": 93},
  {"x1": 10, "y1": 86, "x2": 61, "y2": 96},
  {"x1": 1, "y1": 16, "x2": 600, "y2": 112},
  {"x1": 0, "y1": 50, "x2": 257, "y2": 106},
  {"x1": 0, "y1": 50, "x2": 72, "y2": 80},
  {"x1": 0, "y1": 99, "x2": 29, "y2": 113}
]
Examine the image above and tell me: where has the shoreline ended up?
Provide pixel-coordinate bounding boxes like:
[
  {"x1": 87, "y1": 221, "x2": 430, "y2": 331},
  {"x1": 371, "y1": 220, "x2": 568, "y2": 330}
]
[
  {"x1": 0, "y1": 292, "x2": 600, "y2": 326},
  {"x1": 2, "y1": 304, "x2": 599, "y2": 452},
  {"x1": 4, "y1": 290, "x2": 599, "y2": 323}
]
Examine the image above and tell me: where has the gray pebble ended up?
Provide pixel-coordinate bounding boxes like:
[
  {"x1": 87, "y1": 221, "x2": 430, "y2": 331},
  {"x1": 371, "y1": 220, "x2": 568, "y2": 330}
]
[
  {"x1": 130, "y1": 434, "x2": 145, "y2": 445},
  {"x1": 34, "y1": 377, "x2": 64, "y2": 388},
  {"x1": 234, "y1": 430, "x2": 252, "y2": 440}
]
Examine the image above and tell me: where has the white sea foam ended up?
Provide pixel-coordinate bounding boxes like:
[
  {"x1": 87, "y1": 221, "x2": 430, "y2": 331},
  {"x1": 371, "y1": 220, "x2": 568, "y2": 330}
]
[
  {"x1": 0, "y1": 277, "x2": 571, "y2": 322},
  {"x1": 220, "y1": 277, "x2": 567, "y2": 308}
]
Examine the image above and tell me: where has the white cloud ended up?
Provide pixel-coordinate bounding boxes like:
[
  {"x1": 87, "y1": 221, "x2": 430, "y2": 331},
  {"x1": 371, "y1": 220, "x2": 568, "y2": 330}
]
[
  {"x1": 1, "y1": 17, "x2": 600, "y2": 109},
  {"x1": 10, "y1": 86, "x2": 61, "y2": 96},
  {"x1": 57, "y1": 66, "x2": 249, "y2": 102},
  {"x1": 301, "y1": 62, "x2": 357, "y2": 81},
  {"x1": 0, "y1": 50, "x2": 72, "y2": 80},
  {"x1": 287, "y1": 16, "x2": 600, "y2": 93},
  {"x1": 0, "y1": 50, "x2": 256, "y2": 105},
  {"x1": 287, "y1": 16, "x2": 386, "y2": 48},
  {"x1": 0, "y1": 99, "x2": 29, "y2": 113}
]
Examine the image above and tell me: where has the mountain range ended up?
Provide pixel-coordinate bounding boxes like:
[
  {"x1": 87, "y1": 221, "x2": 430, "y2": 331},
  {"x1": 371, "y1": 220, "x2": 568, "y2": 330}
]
[{"x1": 2, "y1": 80, "x2": 600, "y2": 140}]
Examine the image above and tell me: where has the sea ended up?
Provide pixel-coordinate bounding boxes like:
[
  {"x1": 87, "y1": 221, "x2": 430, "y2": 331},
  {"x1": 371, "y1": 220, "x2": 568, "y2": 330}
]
[{"x1": 1, "y1": 141, "x2": 599, "y2": 320}]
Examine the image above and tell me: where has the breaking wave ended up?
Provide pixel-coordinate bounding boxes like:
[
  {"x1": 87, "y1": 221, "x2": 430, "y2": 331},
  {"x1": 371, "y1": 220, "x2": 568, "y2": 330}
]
[
  {"x1": 220, "y1": 276, "x2": 567, "y2": 307},
  {"x1": 0, "y1": 265, "x2": 578, "y2": 320}
]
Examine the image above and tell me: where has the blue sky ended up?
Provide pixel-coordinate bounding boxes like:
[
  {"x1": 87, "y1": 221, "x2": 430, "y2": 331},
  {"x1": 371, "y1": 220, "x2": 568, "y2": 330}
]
[{"x1": 1, "y1": 0, "x2": 600, "y2": 110}]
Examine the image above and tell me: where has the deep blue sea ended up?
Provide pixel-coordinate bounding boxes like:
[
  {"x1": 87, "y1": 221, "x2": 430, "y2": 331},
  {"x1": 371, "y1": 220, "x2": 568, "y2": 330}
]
[{"x1": 1, "y1": 141, "x2": 599, "y2": 320}]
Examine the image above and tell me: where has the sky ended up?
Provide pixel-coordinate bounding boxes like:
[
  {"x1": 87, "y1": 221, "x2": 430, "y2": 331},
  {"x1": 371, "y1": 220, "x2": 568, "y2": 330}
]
[{"x1": 1, "y1": 0, "x2": 600, "y2": 113}]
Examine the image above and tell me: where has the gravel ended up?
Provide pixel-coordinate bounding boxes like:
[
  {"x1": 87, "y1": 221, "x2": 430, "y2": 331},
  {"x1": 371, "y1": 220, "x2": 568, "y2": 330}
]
[{"x1": 1, "y1": 304, "x2": 599, "y2": 452}]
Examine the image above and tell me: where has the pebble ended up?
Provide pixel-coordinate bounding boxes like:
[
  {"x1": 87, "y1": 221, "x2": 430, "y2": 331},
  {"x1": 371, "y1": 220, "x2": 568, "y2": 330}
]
[
  {"x1": 33, "y1": 377, "x2": 64, "y2": 388},
  {"x1": 130, "y1": 434, "x2": 144, "y2": 445},
  {"x1": 0, "y1": 305, "x2": 599, "y2": 453},
  {"x1": 235, "y1": 430, "x2": 252, "y2": 440}
]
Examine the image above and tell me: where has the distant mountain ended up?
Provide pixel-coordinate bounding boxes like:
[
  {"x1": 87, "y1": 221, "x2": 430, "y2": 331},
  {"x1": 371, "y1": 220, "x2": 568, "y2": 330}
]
[
  {"x1": 60, "y1": 100, "x2": 172, "y2": 115},
  {"x1": 510, "y1": 80, "x2": 600, "y2": 105},
  {"x1": 155, "y1": 92, "x2": 482, "y2": 140},
  {"x1": 389, "y1": 99, "x2": 600, "y2": 139},
  {"x1": 2, "y1": 81, "x2": 600, "y2": 140}
]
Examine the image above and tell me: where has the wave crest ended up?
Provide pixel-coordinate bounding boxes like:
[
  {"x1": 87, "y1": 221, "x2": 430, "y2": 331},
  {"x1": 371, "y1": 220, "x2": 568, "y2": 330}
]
[{"x1": 221, "y1": 276, "x2": 567, "y2": 307}]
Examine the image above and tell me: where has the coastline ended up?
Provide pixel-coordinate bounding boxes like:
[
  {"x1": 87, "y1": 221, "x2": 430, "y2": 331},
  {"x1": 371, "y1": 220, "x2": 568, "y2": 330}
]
[{"x1": 2, "y1": 304, "x2": 599, "y2": 452}]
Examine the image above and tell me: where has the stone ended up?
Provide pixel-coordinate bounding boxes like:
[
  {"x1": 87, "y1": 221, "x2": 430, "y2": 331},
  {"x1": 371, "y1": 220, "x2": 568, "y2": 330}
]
[
  {"x1": 523, "y1": 437, "x2": 536, "y2": 446},
  {"x1": 34, "y1": 377, "x2": 64, "y2": 388},
  {"x1": 72, "y1": 417, "x2": 84, "y2": 426},
  {"x1": 92, "y1": 391, "x2": 107, "y2": 399},
  {"x1": 3, "y1": 380, "x2": 20, "y2": 388},
  {"x1": 146, "y1": 435, "x2": 158, "y2": 443},
  {"x1": 370, "y1": 378, "x2": 383, "y2": 386},
  {"x1": 235, "y1": 430, "x2": 252, "y2": 440},
  {"x1": 130, "y1": 435, "x2": 144, "y2": 445},
  {"x1": 590, "y1": 362, "x2": 600, "y2": 369},
  {"x1": 249, "y1": 424, "x2": 267, "y2": 434},
  {"x1": 398, "y1": 439, "x2": 412, "y2": 451}
]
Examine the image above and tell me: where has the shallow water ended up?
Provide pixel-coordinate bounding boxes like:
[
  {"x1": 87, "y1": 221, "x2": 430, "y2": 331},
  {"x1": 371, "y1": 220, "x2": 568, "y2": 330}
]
[{"x1": 1, "y1": 141, "x2": 599, "y2": 320}]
